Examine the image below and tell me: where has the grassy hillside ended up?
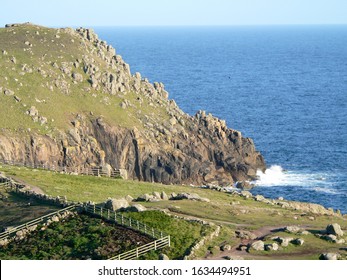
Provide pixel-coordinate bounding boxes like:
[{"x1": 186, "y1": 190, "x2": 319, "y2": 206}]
[
  {"x1": 1, "y1": 164, "x2": 346, "y2": 260},
  {"x1": 0, "y1": 24, "x2": 169, "y2": 135}
]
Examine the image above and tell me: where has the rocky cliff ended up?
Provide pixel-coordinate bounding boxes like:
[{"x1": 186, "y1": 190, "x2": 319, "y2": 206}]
[{"x1": 0, "y1": 23, "x2": 266, "y2": 186}]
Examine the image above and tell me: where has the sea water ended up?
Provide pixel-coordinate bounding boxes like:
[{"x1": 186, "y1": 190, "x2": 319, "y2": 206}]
[{"x1": 94, "y1": 26, "x2": 347, "y2": 213}]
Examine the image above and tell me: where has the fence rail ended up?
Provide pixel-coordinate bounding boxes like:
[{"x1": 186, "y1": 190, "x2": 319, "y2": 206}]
[
  {"x1": 109, "y1": 235, "x2": 170, "y2": 260},
  {"x1": 0, "y1": 159, "x2": 121, "y2": 178},
  {"x1": 0, "y1": 205, "x2": 77, "y2": 241},
  {"x1": 83, "y1": 204, "x2": 166, "y2": 240}
]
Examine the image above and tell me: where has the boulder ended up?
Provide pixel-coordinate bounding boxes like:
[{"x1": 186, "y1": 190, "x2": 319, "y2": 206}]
[
  {"x1": 235, "y1": 230, "x2": 257, "y2": 240},
  {"x1": 265, "y1": 243, "x2": 279, "y2": 251},
  {"x1": 105, "y1": 198, "x2": 129, "y2": 211},
  {"x1": 72, "y1": 72, "x2": 83, "y2": 82},
  {"x1": 152, "y1": 192, "x2": 161, "y2": 200},
  {"x1": 285, "y1": 226, "x2": 301, "y2": 234},
  {"x1": 240, "y1": 191, "x2": 252, "y2": 198},
  {"x1": 278, "y1": 237, "x2": 293, "y2": 247},
  {"x1": 4, "y1": 88, "x2": 14, "y2": 96},
  {"x1": 319, "y1": 253, "x2": 340, "y2": 260},
  {"x1": 126, "y1": 204, "x2": 147, "y2": 212},
  {"x1": 159, "y1": 253, "x2": 169, "y2": 260},
  {"x1": 160, "y1": 191, "x2": 168, "y2": 200},
  {"x1": 326, "y1": 223, "x2": 344, "y2": 237},
  {"x1": 124, "y1": 195, "x2": 134, "y2": 202},
  {"x1": 249, "y1": 240, "x2": 264, "y2": 251},
  {"x1": 292, "y1": 238, "x2": 304, "y2": 246},
  {"x1": 221, "y1": 244, "x2": 232, "y2": 251}
]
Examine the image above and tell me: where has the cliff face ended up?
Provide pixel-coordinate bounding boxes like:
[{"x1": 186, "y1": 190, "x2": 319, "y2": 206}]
[{"x1": 0, "y1": 23, "x2": 266, "y2": 186}]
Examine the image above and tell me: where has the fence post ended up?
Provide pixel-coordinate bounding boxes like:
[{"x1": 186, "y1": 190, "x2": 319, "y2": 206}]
[
  {"x1": 160, "y1": 232, "x2": 163, "y2": 238},
  {"x1": 107, "y1": 209, "x2": 110, "y2": 220},
  {"x1": 137, "y1": 221, "x2": 139, "y2": 231},
  {"x1": 114, "y1": 212, "x2": 117, "y2": 223},
  {"x1": 152, "y1": 228, "x2": 154, "y2": 238},
  {"x1": 144, "y1": 224, "x2": 147, "y2": 234},
  {"x1": 136, "y1": 248, "x2": 139, "y2": 258},
  {"x1": 100, "y1": 207, "x2": 103, "y2": 217},
  {"x1": 129, "y1": 218, "x2": 132, "y2": 227},
  {"x1": 168, "y1": 236, "x2": 171, "y2": 247},
  {"x1": 154, "y1": 240, "x2": 157, "y2": 250},
  {"x1": 121, "y1": 215, "x2": 124, "y2": 225},
  {"x1": 93, "y1": 204, "x2": 96, "y2": 214}
]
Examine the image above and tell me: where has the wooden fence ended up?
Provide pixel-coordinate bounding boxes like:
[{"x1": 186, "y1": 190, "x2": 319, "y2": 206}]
[
  {"x1": 0, "y1": 159, "x2": 121, "y2": 178},
  {"x1": 109, "y1": 235, "x2": 171, "y2": 260},
  {"x1": 0, "y1": 204, "x2": 77, "y2": 241}
]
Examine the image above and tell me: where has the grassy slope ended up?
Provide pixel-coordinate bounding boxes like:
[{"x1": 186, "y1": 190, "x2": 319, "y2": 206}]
[
  {"x1": 1, "y1": 164, "x2": 346, "y2": 260},
  {"x1": 0, "y1": 24, "x2": 170, "y2": 136}
]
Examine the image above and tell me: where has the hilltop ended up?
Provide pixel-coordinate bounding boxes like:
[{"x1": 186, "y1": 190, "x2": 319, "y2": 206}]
[{"x1": 0, "y1": 23, "x2": 265, "y2": 186}]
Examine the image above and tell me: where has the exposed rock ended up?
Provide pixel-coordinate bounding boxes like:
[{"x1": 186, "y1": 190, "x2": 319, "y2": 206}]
[
  {"x1": 291, "y1": 238, "x2": 304, "y2": 246},
  {"x1": 221, "y1": 244, "x2": 232, "y2": 251},
  {"x1": 326, "y1": 223, "x2": 344, "y2": 237},
  {"x1": 249, "y1": 240, "x2": 264, "y2": 251},
  {"x1": 265, "y1": 243, "x2": 279, "y2": 251},
  {"x1": 172, "y1": 193, "x2": 210, "y2": 202},
  {"x1": 125, "y1": 195, "x2": 134, "y2": 202},
  {"x1": 236, "y1": 181, "x2": 254, "y2": 190},
  {"x1": 0, "y1": 24, "x2": 267, "y2": 187},
  {"x1": 278, "y1": 237, "x2": 294, "y2": 247},
  {"x1": 125, "y1": 204, "x2": 147, "y2": 212},
  {"x1": 104, "y1": 198, "x2": 129, "y2": 211},
  {"x1": 3, "y1": 88, "x2": 14, "y2": 96},
  {"x1": 285, "y1": 225, "x2": 301, "y2": 234},
  {"x1": 159, "y1": 253, "x2": 169, "y2": 260},
  {"x1": 160, "y1": 191, "x2": 168, "y2": 200},
  {"x1": 235, "y1": 230, "x2": 257, "y2": 240},
  {"x1": 27, "y1": 106, "x2": 38, "y2": 117},
  {"x1": 72, "y1": 72, "x2": 83, "y2": 82},
  {"x1": 240, "y1": 191, "x2": 253, "y2": 199},
  {"x1": 319, "y1": 253, "x2": 340, "y2": 260}
]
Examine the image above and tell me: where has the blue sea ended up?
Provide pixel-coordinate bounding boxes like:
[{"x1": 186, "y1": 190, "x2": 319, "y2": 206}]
[{"x1": 94, "y1": 26, "x2": 347, "y2": 213}]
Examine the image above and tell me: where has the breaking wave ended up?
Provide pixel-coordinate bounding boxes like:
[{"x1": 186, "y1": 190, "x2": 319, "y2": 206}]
[{"x1": 254, "y1": 165, "x2": 338, "y2": 191}]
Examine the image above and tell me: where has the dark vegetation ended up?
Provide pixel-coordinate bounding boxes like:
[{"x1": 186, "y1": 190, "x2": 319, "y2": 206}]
[{"x1": 0, "y1": 213, "x2": 153, "y2": 260}]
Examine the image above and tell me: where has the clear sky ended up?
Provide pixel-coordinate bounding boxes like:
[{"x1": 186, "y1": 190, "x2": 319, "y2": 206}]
[{"x1": 1, "y1": 0, "x2": 346, "y2": 27}]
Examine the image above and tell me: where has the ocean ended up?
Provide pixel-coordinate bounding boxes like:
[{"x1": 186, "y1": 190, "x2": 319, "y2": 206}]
[{"x1": 93, "y1": 26, "x2": 347, "y2": 213}]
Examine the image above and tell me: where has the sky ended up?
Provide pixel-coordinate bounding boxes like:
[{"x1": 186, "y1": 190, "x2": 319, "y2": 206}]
[{"x1": 1, "y1": 0, "x2": 347, "y2": 27}]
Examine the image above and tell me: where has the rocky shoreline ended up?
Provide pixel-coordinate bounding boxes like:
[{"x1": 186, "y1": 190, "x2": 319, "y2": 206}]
[{"x1": 0, "y1": 23, "x2": 265, "y2": 186}]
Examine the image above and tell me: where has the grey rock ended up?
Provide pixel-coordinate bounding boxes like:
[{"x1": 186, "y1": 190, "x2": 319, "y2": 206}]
[
  {"x1": 27, "y1": 106, "x2": 38, "y2": 116},
  {"x1": 4, "y1": 88, "x2": 14, "y2": 96},
  {"x1": 249, "y1": 240, "x2": 264, "y2": 251},
  {"x1": 265, "y1": 243, "x2": 279, "y2": 251},
  {"x1": 72, "y1": 72, "x2": 83, "y2": 82},
  {"x1": 292, "y1": 238, "x2": 305, "y2": 246},
  {"x1": 105, "y1": 198, "x2": 129, "y2": 211},
  {"x1": 126, "y1": 204, "x2": 147, "y2": 212},
  {"x1": 240, "y1": 191, "x2": 252, "y2": 198},
  {"x1": 221, "y1": 244, "x2": 232, "y2": 251},
  {"x1": 285, "y1": 225, "x2": 301, "y2": 234},
  {"x1": 235, "y1": 230, "x2": 257, "y2": 240},
  {"x1": 326, "y1": 223, "x2": 344, "y2": 237},
  {"x1": 125, "y1": 195, "x2": 134, "y2": 202},
  {"x1": 278, "y1": 237, "x2": 293, "y2": 247},
  {"x1": 159, "y1": 253, "x2": 169, "y2": 260},
  {"x1": 319, "y1": 253, "x2": 340, "y2": 260},
  {"x1": 160, "y1": 191, "x2": 168, "y2": 200}
]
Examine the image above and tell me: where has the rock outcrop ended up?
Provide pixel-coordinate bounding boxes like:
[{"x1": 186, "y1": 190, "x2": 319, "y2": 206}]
[{"x1": 0, "y1": 23, "x2": 266, "y2": 186}]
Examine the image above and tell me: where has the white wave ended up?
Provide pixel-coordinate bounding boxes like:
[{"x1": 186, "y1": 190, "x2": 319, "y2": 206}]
[{"x1": 254, "y1": 165, "x2": 334, "y2": 189}]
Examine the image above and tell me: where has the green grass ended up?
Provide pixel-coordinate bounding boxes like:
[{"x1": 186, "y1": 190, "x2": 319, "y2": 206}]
[
  {"x1": 1, "y1": 164, "x2": 347, "y2": 260},
  {"x1": 0, "y1": 24, "x2": 171, "y2": 136},
  {"x1": 0, "y1": 213, "x2": 154, "y2": 260}
]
